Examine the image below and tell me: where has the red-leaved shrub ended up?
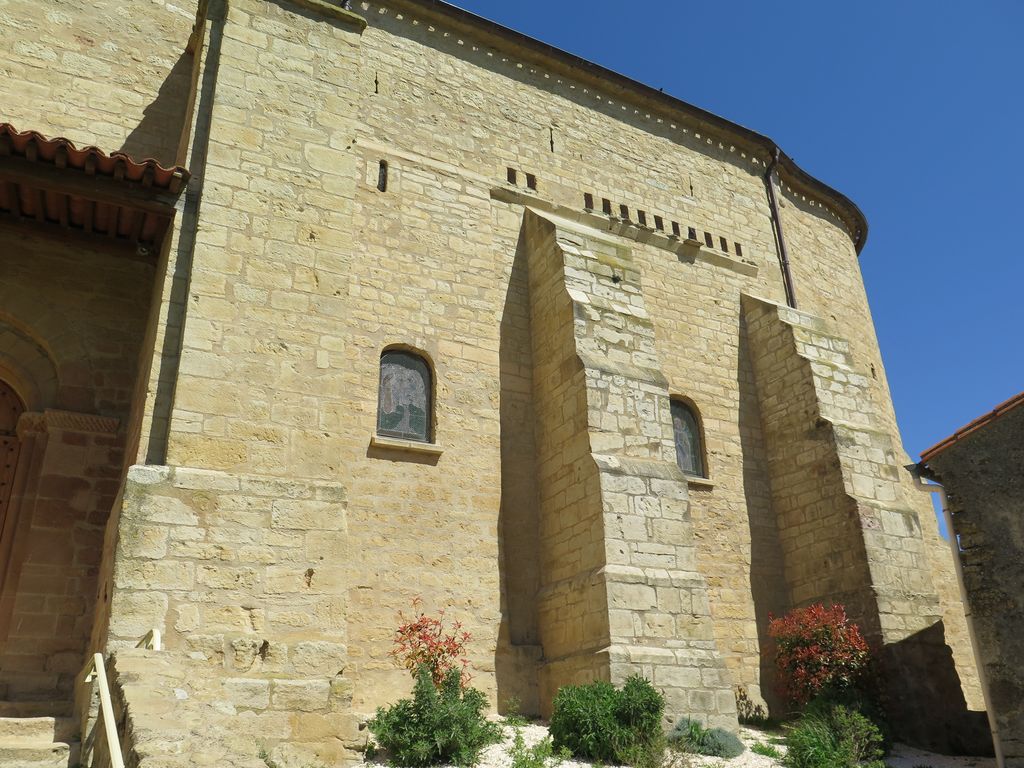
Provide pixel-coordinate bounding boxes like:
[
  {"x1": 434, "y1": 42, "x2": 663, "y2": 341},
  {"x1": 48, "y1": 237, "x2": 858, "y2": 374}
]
[
  {"x1": 390, "y1": 598, "x2": 472, "y2": 688},
  {"x1": 768, "y1": 603, "x2": 870, "y2": 706}
]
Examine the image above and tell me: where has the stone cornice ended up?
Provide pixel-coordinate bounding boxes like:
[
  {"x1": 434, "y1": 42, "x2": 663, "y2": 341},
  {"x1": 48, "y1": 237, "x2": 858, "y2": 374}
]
[
  {"x1": 17, "y1": 409, "x2": 120, "y2": 436},
  {"x1": 375, "y1": 0, "x2": 868, "y2": 252},
  {"x1": 490, "y1": 188, "x2": 760, "y2": 278},
  {"x1": 276, "y1": 0, "x2": 367, "y2": 30}
]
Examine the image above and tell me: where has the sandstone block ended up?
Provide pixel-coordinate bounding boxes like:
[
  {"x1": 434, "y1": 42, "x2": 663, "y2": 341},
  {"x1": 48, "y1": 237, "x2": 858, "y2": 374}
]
[{"x1": 271, "y1": 679, "x2": 330, "y2": 712}]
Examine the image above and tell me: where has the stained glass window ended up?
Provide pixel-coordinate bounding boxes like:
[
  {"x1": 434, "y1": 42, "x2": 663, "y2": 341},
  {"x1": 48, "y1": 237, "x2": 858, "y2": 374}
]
[
  {"x1": 671, "y1": 399, "x2": 704, "y2": 477},
  {"x1": 377, "y1": 350, "x2": 432, "y2": 442}
]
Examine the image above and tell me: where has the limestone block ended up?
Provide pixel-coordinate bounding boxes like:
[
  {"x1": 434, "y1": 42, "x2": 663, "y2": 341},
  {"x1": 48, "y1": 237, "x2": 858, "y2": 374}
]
[
  {"x1": 291, "y1": 641, "x2": 348, "y2": 676},
  {"x1": 271, "y1": 679, "x2": 331, "y2": 712},
  {"x1": 224, "y1": 677, "x2": 271, "y2": 710}
]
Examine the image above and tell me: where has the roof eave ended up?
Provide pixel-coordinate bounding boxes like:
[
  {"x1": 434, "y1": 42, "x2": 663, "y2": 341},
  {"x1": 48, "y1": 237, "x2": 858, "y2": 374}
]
[{"x1": 385, "y1": 0, "x2": 869, "y2": 253}]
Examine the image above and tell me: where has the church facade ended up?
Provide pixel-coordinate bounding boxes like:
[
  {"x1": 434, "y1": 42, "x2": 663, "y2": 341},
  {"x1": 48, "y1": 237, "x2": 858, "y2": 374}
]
[{"x1": 0, "y1": 1, "x2": 988, "y2": 764}]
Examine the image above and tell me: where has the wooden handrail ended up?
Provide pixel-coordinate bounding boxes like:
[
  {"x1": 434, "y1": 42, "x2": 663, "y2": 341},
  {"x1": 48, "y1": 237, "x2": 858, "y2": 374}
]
[
  {"x1": 81, "y1": 653, "x2": 125, "y2": 768},
  {"x1": 78, "y1": 628, "x2": 161, "y2": 768},
  {"x1": 136, "y1": 627, "x2": 162, "y2": 651}
]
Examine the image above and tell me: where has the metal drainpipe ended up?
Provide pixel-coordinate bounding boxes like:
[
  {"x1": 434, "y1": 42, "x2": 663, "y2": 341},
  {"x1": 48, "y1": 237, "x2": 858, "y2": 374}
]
[
  {"x1": 764, "y1": 149, "x2": 797, "y2": 309},
  {"x1": 908, "y1": 466, "x2": 1004, "y2": 768}
]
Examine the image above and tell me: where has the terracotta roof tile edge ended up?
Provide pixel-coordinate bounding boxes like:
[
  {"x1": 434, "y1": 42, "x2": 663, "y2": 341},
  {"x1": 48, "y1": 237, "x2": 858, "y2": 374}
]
[
  {"x1": 920, "y1": 390, "x2": 1024, "y2": 462},
  {"x1": 0, "y1": 122, "x2": 191, "y2": 191}
]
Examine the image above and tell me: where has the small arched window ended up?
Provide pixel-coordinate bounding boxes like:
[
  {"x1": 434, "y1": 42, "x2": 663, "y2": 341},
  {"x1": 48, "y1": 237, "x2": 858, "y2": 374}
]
[
  {"x1": 377, "y1": 349, "x2": 432, "y2": 442},
  {"x1": 670, "y1": 399, "x2": 704, "y2": 477}
]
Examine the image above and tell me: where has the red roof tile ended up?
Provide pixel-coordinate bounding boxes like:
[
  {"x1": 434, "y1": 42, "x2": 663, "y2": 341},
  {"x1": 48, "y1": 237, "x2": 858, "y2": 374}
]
[
  {"x1": 920, "y1": 390, "x2": 1024, "y2": 462},
  {"x1": 0, "y1": 122, "x2": 189, "y2": 250},
  {"x1": 0, "y1": 123, "x2": 188, "y2": 190}
]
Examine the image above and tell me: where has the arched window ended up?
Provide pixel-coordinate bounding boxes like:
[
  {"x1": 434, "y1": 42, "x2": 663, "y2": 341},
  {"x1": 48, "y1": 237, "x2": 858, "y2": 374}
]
[
  {"x1": 377, "y1": 349, "x2": 432, "y2": 442},
  {"x1": 670, "y1": 399, "x2": 704, "y2": 477}
]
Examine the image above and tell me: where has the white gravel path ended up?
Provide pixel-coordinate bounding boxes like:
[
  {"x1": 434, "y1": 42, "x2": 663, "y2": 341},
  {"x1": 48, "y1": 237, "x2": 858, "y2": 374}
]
[{"x1": 364, "y1": 720, "x2": 995, "y2": 768}]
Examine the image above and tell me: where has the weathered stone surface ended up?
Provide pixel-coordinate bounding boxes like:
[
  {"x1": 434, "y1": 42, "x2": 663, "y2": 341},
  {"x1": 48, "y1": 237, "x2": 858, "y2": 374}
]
[
  {"x1": 742, "y1": 295, "x2": 987, "y2": 752},
  {"x1": 926, "y1": 401, "x2": 1024, "y2": 764},
  {"x1": 0, "y1": 0, "x2": 984, "y2": 763}
]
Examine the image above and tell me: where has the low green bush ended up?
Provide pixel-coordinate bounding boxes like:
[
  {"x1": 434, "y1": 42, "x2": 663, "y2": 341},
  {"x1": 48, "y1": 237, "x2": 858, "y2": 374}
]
[
  {"x1": 751, "y1": 742, "x2": 781, "y2": 759},
  {"x1": 783, "y1": 701, "x2": 884, "y2": 768},
  {"x1": 668, "y1": 718, "x2": 745, "y2": 758},
  {"x1": 368, "y1": 665, "x2": 502, "y2": 767},
  {"x1": 507, "y1": 730, "x2": 570, "y2": 768},
  {"x1": 549, "y1": 676, "x2": 665, "y2": 767}
]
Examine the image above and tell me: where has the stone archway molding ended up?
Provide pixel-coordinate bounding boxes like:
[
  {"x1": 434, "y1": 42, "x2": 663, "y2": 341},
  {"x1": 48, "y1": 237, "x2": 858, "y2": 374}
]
[
  {"x1": 0, "y1": 319, "x2": 60, "y2": 412},
  {"x1": 0, "y1": 408, "x2": 119, "y2": 648}
]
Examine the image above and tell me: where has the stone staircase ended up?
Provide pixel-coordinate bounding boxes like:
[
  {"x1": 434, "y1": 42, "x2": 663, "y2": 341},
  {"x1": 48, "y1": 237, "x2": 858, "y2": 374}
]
[{"x1": 0, "y1": 701, "x2": 79, "y2": 768}]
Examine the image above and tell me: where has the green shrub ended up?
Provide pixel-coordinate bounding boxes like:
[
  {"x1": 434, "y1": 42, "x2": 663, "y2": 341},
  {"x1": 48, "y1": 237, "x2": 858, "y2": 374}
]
[
  {"x1": 783, "y1": 702, "x2": 884, "y2": 768},
  {"x1": 751, "y1": 742, "x2": 781, "y2": 758},
  {"x1": 549, "y1": 676, "x2": 664, "y2": 766},
  {"x1": 668, "y1": 718, "x2": 745, "y2": 758},
  {"x1": 549, "y1": 680, "x2": 619, "y2": 761},
  {"x1": 811, "y1": 688, "x2": 891, "y2": 751},
  {"x1": 507, "y1": 730, "x2": 569, "y2": 768},
  {"x1": 668, "y1": 718, "x2": 702, "y2": 752},
  {"x1": 368, "y1": 665, "x2": 502, "y2": 767},
  {"x1": 616, "y1": 676, "x2": 665, "y2": 736},
  {"x1": 616, "y1": 732, "x2": 667, "y2": 768}
]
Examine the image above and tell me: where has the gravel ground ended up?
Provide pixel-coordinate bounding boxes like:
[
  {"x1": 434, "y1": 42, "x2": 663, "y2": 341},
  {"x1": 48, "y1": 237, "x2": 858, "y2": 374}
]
[{"x1": 364, "y1": 719, "x2": 995, "y2": 768}]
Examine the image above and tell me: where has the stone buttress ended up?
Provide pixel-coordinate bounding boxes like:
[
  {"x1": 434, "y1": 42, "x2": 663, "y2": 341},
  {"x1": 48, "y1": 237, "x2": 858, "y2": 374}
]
[
  {"x1": 742, "y1": 295, "x2": 989, "y2": 753},
  {"x1": 523, "y1": 208, "x2": 737, "y2": 728}
]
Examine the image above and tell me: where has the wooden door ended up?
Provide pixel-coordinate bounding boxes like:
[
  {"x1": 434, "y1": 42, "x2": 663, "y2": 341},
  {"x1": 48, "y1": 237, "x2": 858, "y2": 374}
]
[{"x1": 0, "y1": 381, "x2": 24, "y2": 535}]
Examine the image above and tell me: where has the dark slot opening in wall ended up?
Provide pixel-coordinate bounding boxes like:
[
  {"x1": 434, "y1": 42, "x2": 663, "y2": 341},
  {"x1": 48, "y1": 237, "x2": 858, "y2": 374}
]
[
  {"x1": 584, "y1": 193, "x2": 594, "y2": 210},
  {"x1": 719, "y1": 236, "x2": 728, "y2": 252},
  {"x1": 525, "y1": 173, "x2": 537, "y2": 191},
  {"x1": 507, "y1": 167, "x2": 517, "y2": 185},
  {"x1": 735, "y1": 242, "x2": 743, "y2": 257},
  {"x1": 377, "y1": 160, "x2": 388, "y2": 192},
  {"x1": 704, "y1": 231, "x2": 714, "y2": 248},
  {"x1": 637, "y1": 210, "x2": 647, "y2": 226},
  {"x1": 688, "y1": 226, "x2": 697, "y2": 241},
  {"x1": 671, "y1": 221, "x2": 681, "y2": 237},
  {"x1": 654, "y1": 215, "x2": 664, "y2": 231},
  {"x1": 602, "y1": 198, "x2": 612, "y2": 215},
  {"x1": 619, "y1": 204, "x2": 630, "y2": 220}
]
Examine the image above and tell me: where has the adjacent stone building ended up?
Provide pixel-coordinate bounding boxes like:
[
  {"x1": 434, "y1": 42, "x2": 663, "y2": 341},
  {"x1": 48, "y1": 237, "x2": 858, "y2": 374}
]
[
  {"x1": 921, "y1": 391, "x2": 1024, "y2": 768},
  {"x1": 0, "y1": 0, "x2": 991, "y2": 765}
]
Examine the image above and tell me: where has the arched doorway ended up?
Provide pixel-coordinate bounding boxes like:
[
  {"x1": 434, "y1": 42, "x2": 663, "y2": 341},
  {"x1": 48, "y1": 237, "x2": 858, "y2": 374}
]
[{"x1": 0, "y1": 380, "x2": 24, "y2": 541}]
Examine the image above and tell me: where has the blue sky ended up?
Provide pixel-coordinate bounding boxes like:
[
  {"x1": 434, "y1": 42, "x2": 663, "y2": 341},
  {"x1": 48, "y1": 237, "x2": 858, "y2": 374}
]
[{"x1": 452, "y1": 0, "x2": 1023, "y2": 463}]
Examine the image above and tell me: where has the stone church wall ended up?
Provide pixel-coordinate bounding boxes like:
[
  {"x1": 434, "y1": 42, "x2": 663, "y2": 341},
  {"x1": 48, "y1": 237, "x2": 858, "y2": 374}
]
[
  {"x1": 113, "y1": 0, "x2": 982, "y2": 730},
  {"x1": 0, "y1": 0, "x2": 198, "y2": 167},
  {"x1": 0, "y1": 0, "x2": 988, "y2": 762}
]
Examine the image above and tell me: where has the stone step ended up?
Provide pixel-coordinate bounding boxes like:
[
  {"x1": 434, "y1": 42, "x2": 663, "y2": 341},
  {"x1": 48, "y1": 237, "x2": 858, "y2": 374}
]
[
  {"x1": 0, "y1": 672, "x2": 67, "y2": 699},
  {"x1": 0, "y1": 716, "x2": 76, "y2": 743},
  {"x1": 0, "y1": 739, "x2": 73, "y2": 768},
  {"x1": 0, "y1": 700, "x2": 72, "y2": 718}
]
